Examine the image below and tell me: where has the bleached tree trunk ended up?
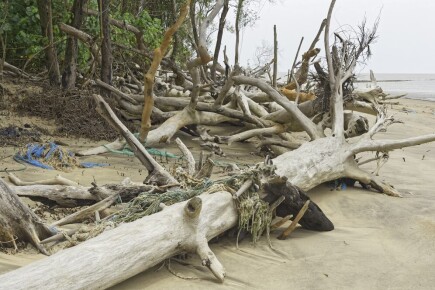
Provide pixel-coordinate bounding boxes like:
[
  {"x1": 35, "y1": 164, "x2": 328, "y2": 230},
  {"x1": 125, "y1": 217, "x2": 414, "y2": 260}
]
[{"x1": 0, "y1": 191, "x2": 238, "y2": 289}]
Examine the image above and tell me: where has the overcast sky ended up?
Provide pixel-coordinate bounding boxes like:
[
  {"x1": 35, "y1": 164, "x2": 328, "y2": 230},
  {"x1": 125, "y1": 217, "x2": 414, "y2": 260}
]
[{"x1": 220, "y1": 0, "x2": 435, "y2": 74}]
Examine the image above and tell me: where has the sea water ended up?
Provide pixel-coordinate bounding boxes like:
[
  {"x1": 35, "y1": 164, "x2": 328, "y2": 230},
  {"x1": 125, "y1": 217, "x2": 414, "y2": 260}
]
[{"x1": 356, "y1": 73, "x2": 435, "y2": 101}]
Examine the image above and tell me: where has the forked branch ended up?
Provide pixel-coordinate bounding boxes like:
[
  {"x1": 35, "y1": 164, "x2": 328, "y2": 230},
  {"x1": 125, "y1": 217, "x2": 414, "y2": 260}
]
[{"x1": 139, "y1": 0, "x2": 191, "y2": 142}]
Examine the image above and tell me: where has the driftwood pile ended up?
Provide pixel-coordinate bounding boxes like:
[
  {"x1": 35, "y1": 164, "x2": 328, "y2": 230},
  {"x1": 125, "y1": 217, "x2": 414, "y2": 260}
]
[{"x1": 1, "y1": 0, "x2": 435, "y2": 289}]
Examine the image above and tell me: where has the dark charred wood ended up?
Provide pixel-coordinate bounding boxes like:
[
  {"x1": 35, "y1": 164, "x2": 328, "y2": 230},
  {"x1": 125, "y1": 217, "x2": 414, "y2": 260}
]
[{"x1": 262, "y1": 176, "x2": 334, "y2": 232}]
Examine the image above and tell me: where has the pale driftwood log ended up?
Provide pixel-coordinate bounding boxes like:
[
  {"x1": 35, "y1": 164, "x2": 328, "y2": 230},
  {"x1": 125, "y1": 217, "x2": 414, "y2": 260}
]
[
  {"x1": 227, "y1": 124, "x2": 287, "y2": 145},
  {"x1": 8, "y1": 173, "x2": 78, "y2": 186},
  {"x1": 77, "y1": 103, "x2": 236, "y2": 156},
  {"x1": 12, "y1": 182, "x2": 154, "y2": 207},
  {"x1": 146, "y1": 107, "x2": 234, "y2": 145},
  {"x1": 0, "y1": 191, "x2": 238, "y2": 289},
  {"x1": 12, "y1": 185, "x2": 99, "y2": 206},
  {"x1": 273, "y1": 128, "x2": 435, "y2": 197}
]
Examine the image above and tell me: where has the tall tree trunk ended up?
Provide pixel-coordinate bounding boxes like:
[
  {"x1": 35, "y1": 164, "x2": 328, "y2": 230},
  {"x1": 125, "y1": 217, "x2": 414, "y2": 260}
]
[
  {"x1": 62, "y1": 0, "x2": 88, "y2": 89},
  {"x1": 98, "y1": 0, "x2": 113, "y2": 97},
  {"x1": 170, "y1": 0, "x2": 179, "y2": 61},
  {"x1": 211, "y1": 0, "x2": 229, "y2": 81},
  {"x1": 37, "y1": 0, "x2": 61, "y2": 86},
  {"x1": 0, "y1": 179, "x2": 52, "y2": 255}
]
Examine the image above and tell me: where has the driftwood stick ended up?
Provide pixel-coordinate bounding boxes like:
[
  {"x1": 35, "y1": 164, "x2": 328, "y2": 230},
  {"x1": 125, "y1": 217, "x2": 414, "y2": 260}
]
[
  {"x1": 94, "y1": 79, "x2": 139, "y2": 104},
  {"x1": 271, "y1": 215, "x2": 292, "y2": 230},
  {"x1": 278, "y1": 200, "x2": 310, "y2": 240},
  {"x1": 175, "y1": 137, "x2": 196, "y2": 175},
  {"x1": 93, "y1": 94, "x2": 178, "y2": 185},
  {"x1": 233, "y1": 179, "x2": 253, "y2": 199},
  {"x1": 227, "y1": 125, "x2": 286, "y2": 145},
  {"x1": 8, "y1": 173, "x2": 78, "y2": 186},
  {"x1": 194, "y1": 157, "x2": 214, "y2": 179},
  {"x1": 51, "y1": 192, "x2": 118, "y2": 227},
  {"x1": 287, "y1": 37, "x2": 304, "y2": 83},
  {"x1": 40, "y1": 228, "x2": 79, "y2": 244},
  {"x1": 233, "y1": 75, "x2": 324, "y2": 140}
]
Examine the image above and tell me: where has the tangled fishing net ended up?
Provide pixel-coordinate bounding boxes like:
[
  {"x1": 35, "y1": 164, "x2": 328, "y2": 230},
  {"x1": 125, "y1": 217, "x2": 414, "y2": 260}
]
[
  {"x1": 51, "y1": 163, "x2": 278, "y2": 251},
  {"x1": 14, "y1": 142, "x2": 106, "y2": 171}
]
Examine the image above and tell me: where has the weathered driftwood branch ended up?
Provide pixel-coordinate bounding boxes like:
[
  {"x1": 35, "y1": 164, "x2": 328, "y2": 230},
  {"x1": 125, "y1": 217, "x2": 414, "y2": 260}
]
[
  {"x1": 139, "y1": 0, "x2": 191, "y2": 141},
  {"x1": 278, "y1": 200, "x2": 310, "y2": 240},
  {"x1": 227, "y1": 124, "x2": 287, "y2": 145},
  {"x1": 175, "y1": 137, "x2": 196, "y2": 175},
  {"x1": 0, "y1": 58, "x2": 36, "y2": 79},
  {"x1": 93, "y1": 94, "x2": 178, "y2": 185},
  {"x1": 11, "y1": 181, "x2": 154, "y2": 207},
  {"x1": 12, "y1": 185, "x2": 98, "y2": 206},
  {"x1": 59, "y1": 23, "x2": 100, "y2": 73},
  {"x1": 233, "y1": 75, "x2": 324, "y2": 140},
  {"x1": 8, "y1": 173, "x2": 78, "y2": 186},
  {"x1": 51, "y1": 192, "x2": 118, "y2": 227},
  {"x1": 0, "y1": 191, "x2": 238, "y2": 288},
  {"x1": 0, "y1": 179, "x2": 53, "y2": 255}
]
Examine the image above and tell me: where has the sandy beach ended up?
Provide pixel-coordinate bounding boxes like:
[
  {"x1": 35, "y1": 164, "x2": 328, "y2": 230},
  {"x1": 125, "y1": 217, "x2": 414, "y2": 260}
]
[{"x1": 1, "y1": 98, "x2": 435, "y2": 289}]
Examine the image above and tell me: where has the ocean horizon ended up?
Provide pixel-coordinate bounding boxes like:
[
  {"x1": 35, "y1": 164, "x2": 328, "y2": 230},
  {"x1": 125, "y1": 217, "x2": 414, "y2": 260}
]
[
  {"x1": 278, "y1": 72, "x2": 435, "y2": 102},
  {"x1": 356, "y1": 73, "x2": 435, "y2": 101}
]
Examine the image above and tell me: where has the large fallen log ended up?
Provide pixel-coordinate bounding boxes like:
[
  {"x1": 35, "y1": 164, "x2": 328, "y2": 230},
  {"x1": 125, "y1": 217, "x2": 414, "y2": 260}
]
[
  {"x1": 11, "y1": 182, "x2": 154, "y2": 207},
  {"x1": 0, "y1": 191, "x2": 238, "y2": 289}
]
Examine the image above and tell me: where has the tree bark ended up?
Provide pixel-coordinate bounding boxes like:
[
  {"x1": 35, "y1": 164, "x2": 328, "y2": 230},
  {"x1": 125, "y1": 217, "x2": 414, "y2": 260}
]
[
  {"x1": 36, "y1": 0, "x2": 61, "y2": 85},
  {"x1": 98, "y1": 0, "x2": 113, "y2": 97},
  {"x1": 62, "y1": 0, "x2": 88, "y2": 89}
]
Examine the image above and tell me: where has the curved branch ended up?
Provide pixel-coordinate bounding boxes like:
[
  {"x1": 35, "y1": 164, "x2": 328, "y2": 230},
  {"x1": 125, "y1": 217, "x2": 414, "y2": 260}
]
[
  {"x1": 233, "y1": 75, "x2": 324, "y2": 140},
  {"x1": 139, "y1": 0, "x2": 191, "y2": 142},
  {"x1": 351, "y1": 134, "x2": 435, "y2": 155}
]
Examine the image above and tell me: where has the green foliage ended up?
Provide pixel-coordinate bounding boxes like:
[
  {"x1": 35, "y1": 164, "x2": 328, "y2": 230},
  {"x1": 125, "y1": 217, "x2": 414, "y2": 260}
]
[
  {"x1": 111, "y1": 10, "x2": 163, "y2": 51},
  {"x1": 0, "y1": 0, "x2": 73, "y2": 70},
  {"x1": 0, "y1": 0, "x2": 43, "y2": 66}
]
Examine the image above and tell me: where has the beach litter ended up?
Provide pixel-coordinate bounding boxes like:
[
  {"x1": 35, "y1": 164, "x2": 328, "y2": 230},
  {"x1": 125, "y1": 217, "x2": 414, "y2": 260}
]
[{"x1": 14, "y1": 142, "x2": 107, "y2": 171}]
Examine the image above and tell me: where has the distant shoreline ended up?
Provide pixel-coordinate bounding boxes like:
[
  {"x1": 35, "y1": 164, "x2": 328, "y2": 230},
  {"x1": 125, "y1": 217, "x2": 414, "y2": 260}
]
[{"x1": 355, "y1": 79, "x2": 412, "y2": 83}]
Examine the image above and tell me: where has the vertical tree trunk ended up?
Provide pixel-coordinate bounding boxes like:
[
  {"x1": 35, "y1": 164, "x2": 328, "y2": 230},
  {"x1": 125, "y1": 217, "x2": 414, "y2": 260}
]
[
  {"x1": 62, "y1": 0, "x2": 88, "y2": 89},
  {"x1": 0, "y1": 179, "x2": 52, "y2": 255},
  {"x1": 170, "y1": 0, "x2": 179, "y2": 61},
  {"x1": 272, "y1": 25, "x2": 278, "y2": 88},
  {"x1": 98, "y1": 0, "x2": 113, "y2": 97},
  {"x1": 234, "y1": 0, "x2": 244, "y2": 65},
  {"x1": 211, "y1": 0, "x2": 229, "y2": 81},
  {"x1": 37, "y1": 0, "x2": 61, "y2": 86}
]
